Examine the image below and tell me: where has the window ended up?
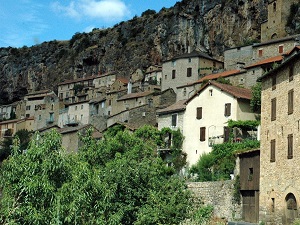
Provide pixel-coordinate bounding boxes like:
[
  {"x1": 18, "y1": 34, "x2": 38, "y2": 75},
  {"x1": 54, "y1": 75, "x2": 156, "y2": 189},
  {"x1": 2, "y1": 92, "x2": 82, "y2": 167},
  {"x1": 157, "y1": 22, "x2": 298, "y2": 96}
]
[
  {"x1": 75, "y1": 106, "x2": 78, "y2": 110},
  {"x1": 188, "y1": 58, "x2": 192, "y2": 63},
  {"x1": 49, "y1": 112, "x2": 54, "y2": 122},
  {"x1": 289, "y1": 65, "x2": 294, "y2": 81},
  {"x1": 200, "y1": 127, "x2": 206, "y2": 142},
  {"x1": 26, "y1": 114, "x2": 30, "y2": 118},
  {"x1": 81, "y1": 105, "x2": 84, "y2": 109},
  {"x1": 39, "y1": 115, "x2": 42, "y2": 120},
  {"x1": 273, "y1": 2, "x2": 276, "y2": 12},
  {"x1": 172, "y1": 70, "x2": 176, "y2": 79},
  {"x1": 288, "y1": 89, "x2": 294, "y2": 115},
  {"x1": 279, "y1": 45, "x2": 284, "y2": 54},
  {"x1": 258, "y1": 49, "x2": 263, "y2": 57},
  {"x1": 108, "y1": 100, "x2": 112, "y2": 106},
  {"x1": 272, "y1": 76, "x2": 276, "y2": 90},
  {"x1": 171, "y1": 114, "x2": 177, "y2": 127},
  {"x1": 183, "y1": 88, "x2": 187, "y2": 96},
  {"x1": 224, "y1": 103, "x2": 231, "y2": 117},
  {"x1": 271, "y1": 98, "x2": 276, "y2": 121},
  {"x1": 26, "y1": 105, "x2": 31, "y2": 110},
  {"x1": 60, "y1": 93, "x2": 63, "y2": 100},
  {"x1": 288, "y1": 134, "x2": 293, "y2": 159},
  {"x1": 172, "y1": 60, "x2": 176, "y2": 67},
  {"x1": 187, "y1": 68, "x2": 192, "y2": 77},
  {"x1": 196, "y1": 107, "x2": 202, "y2": 119},
  {"x1": 248, "y1": 168, "x2": 253, "y2": 181},
  {"x1": 270, "y1": 139, "x2": 276, "y2": 162},
  {"x1": 165, "y1": 75, "x2": 167, "y2": 80}
]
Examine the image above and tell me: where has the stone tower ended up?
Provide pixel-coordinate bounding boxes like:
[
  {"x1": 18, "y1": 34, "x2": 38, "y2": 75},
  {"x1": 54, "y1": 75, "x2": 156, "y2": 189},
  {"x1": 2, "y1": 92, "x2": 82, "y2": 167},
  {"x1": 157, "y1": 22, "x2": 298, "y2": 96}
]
[{"x1": 261, "y1": 0, "x2": 298, "y2": 42}]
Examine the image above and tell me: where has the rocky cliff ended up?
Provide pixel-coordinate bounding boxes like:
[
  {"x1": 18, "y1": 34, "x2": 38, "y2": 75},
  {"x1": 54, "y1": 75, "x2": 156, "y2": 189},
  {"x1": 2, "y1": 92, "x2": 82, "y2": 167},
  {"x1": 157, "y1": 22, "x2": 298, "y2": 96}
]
[{"x1": 0, "y1": 0, "x2": 268, "y2": 104}]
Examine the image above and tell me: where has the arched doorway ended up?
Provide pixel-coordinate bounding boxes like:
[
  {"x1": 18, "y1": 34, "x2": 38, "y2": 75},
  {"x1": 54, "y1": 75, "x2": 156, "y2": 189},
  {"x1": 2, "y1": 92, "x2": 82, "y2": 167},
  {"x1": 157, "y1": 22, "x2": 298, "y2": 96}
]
[{"x1": 285, "y1": 193, "x2": 298, "y2": 224}]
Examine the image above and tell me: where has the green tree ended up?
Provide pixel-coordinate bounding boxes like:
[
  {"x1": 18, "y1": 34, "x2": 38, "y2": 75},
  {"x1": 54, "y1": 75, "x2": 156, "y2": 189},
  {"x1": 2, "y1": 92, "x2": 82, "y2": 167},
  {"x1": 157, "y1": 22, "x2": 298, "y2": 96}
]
[
  {"x1": 250, "y1": 82, "x2": 261, "y2": 113},
  {"x1": 0, "y1": 127, "x2": 193, "y2": 224}
]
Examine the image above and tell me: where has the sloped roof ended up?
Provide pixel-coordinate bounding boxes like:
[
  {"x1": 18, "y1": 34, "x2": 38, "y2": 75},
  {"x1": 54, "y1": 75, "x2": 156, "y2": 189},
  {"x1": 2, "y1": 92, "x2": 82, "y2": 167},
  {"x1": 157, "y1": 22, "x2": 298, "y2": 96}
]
[
  {"x1": 164, "y1": 50, "x2": 222, "y2": 63},
  {"x1": 186, "y1": 81, "x2": 252, "y2": 104},
  {"x1": 284, "y1": 45, "x2": 300, "y2": 55},
  {"x1": 156, "y1": 99, "x2": 187, "y2": 115},
  {"x1": 117, "y1": 91, "x2": 153, "y2": 101},
  {"x1": 89, "y1": 96, "x2": 106, "y2": 104},
  {"x1": 58, "y1": 75, "x2": 96, "y2": 86},
  {"x1": 245, "y1": 55, "x2": 283, "y2": 69},
  {"x1": 117, "y1": 77, "x2": 129, "y2": 84},
  {"x1": 177, "y1": 70, "x2": 244, "y2": 88},
  {"x1": 25, "y1": 89, "x2": 52, "y2": 96}
]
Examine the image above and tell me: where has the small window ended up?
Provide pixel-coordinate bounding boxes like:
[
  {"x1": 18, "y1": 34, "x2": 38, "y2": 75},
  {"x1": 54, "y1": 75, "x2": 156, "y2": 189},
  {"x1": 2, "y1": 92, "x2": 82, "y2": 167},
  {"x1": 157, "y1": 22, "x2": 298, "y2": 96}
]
[
  {"x1": 165, "y1": 75, "x2": 167, "y2": 80},
  {"x1": 289, "y1": 65, "x2": 294, "y2": 81},
  {"x1": 209, "y1": 89, "x2": 213, "y2": 96},
  {"x1": 26, "y1": 105, "x2": 31, "y2": 110},
  {"x1": 200, "y1": 127, "x2": 206, "y2": 142},
  {"x1": 183, "y1": 88, "x2": 187, "y2": 96},
  {"x1": 81, "y1": 105, "x2": 83, "y2": 109},
  {"x1": 224, "y1": 103, "x2": 231, "y2": 117},
  {"x1": 188, "y1": 58, "x2": 192, "y2": 63},
  {"x1": 271, "y1": 98, "x2": 276, "y2": 121},
  {"x1": 248, "y1": 168, "x2": 254, "y2": 181},
  {"x1": 196, "y1": 107, "x2": 202, "y2": 119},
  {"x1": 279, "y1": 45, "x2": 284, "y2": 54},
  {"x1": 224, "y1": 127, "x2": 230, "y2": 143},
  {"x1": 258, "y1": 49, "x2": 263, "y2": 57},
  {"x1": 270, "y1": 139, "x2": 276, "y2": 162},
  {"x1": 288, "y1": 134, "x2": 293, "y2": 159},
  {"x1": 172, "y1": 70, "x2": 176, "y2": 79},
  {"x1": 39, "y1": 115, "x2": 42, "y2": 120},
  {"x1": 272, "y1": 76, "x2": 276, "y2": 90},
  {"x1": 108, "y1": 100, "x2": 112, "y2": 106},
  {"x1": 273, "y1": 2, "x2": 276, "y2": 12},
  {"x1": 75, "y1": 106, "x2": 78, "y2": 110},
  {"x1": 288, "y1": 89, "x2": 294, "y2": 115},
  {"x1": 172, "y1": 60, "x2": 176, "y2": 67},
  {"x1": 187, "y1": 68, "x2": 192, "y2": 77},
  {"x1": 171, "y1": 114, "x2": 177, "y2": 127}
]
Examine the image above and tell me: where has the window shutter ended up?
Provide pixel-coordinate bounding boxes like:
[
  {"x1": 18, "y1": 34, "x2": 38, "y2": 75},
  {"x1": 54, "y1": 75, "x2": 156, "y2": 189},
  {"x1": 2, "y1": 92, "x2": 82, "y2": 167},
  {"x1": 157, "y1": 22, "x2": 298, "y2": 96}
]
[
  {"x1": 224, "y1": 126, "x2": 230, "y2": 142},
  {"x1": 187, "y1": 68, "x2": 192, "y2": 77},
  {"x1": 271, "y1": 98, "x2": 276, "y2": 121},
  {"x1": 270, "y1": 139, "x2": 275, "y2": 162},
  {"x1": 171, "y1": 114, "x2": 177, "y2": 127},
  {"x1": 225, "y1": 103, "x2": 231, "y2": 117},
  {"x1": 200, "y1": 127, "x2": 206, "y2": 142},
  {"x1": 288, "y1": 89, "x2": 294, "y2": 115},
  {"x1": 196, "y1": 107, "x2": 202, "y2": 119},
  {"x1": 288, "y1": 134, "x2": 293, "y2": 159}
]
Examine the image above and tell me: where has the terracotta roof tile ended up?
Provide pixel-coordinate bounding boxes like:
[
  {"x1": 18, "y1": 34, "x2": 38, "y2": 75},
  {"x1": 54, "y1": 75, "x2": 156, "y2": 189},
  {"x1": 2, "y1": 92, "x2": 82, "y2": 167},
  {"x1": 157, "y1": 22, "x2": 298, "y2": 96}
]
[
  {"x1": 117, "y1": 77, "x2": 129, "y2": 84},
  {"x1": 156, "y1": 99, "x2": 187, "y2": 115},
  {"x1": 245, "y1": 55, "x2": 283, "y2": 69}
]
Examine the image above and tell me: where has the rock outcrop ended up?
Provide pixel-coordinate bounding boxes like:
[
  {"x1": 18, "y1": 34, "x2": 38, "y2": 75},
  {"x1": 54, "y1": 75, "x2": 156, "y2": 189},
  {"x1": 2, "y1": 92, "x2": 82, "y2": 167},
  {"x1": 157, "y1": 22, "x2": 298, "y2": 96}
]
[{"x1": 0, "y1": 0, "x2": 268, "y2": 104}]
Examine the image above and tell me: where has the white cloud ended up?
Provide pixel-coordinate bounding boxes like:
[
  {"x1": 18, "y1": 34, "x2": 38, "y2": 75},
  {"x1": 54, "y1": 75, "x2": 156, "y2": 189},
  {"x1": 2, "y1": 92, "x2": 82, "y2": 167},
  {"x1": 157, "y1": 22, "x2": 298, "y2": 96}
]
[
  {"x1": 51, "y1": 0, "x2": 130, "y2": 22},
  {"x1": 83, "y1": 25, "x2": 95, "y2": 33}
]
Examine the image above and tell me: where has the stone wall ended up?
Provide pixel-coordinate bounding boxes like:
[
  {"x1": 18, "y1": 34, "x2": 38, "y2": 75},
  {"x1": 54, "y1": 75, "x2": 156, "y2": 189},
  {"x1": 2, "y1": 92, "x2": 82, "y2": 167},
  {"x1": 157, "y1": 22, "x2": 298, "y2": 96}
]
[{"x1": 187, "y1": 181, "x2": 242, "y2": 221}]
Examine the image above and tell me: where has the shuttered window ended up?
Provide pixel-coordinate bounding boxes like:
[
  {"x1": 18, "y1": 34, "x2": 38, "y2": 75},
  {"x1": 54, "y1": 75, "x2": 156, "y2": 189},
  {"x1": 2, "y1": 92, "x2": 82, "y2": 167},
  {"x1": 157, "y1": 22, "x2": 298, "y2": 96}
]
[
  {"x1": 271, "y1": 98, "x2": 276, "y2": 121},
  {"x1": 171, "y1": 114, "x2": 177, "y2": 127},
  {"x1": 287, "y1": 134, "x2": 293, "y2": 159},
  {"x1": 224, "y1": 127, "x2": 230, "y2": 143},
  {"x1": 270, "y1": 139, "x2": 275, "y2": 162},
  {"x1": 172, "y1": 70, "x2": 176, "y2": 79},
  {"x1": 196, "y1": 107, "x2": 202, "y2": 119},
  {"x1": 200, "y1": 127, "x2": 206, "y2": 142},
  {"x1": 288, "y1": 89, "x2": 294, "y2": 115},
  {"x1": 278, "y1": 45, "x2": 284, "y2": 54},
  {"x1": 187, "y1": 67, "x2": 192, "y2": 77},
  {"x1": 224, "y1": 103, "x2": 231, "y2": 117}
]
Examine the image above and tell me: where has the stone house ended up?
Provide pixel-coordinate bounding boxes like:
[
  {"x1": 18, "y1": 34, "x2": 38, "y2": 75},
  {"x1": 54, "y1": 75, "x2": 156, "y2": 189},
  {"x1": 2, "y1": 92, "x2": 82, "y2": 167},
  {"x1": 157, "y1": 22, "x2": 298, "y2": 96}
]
[
  {"x1": 261, "y1": 0, "x2": 298, "y2": 42},
  {"x1": 130, "y1": 69, "x2": 144, "y2": 82},
  {"x1": 144, "y1": 65, "x2": 162, "y2": 85},
  {"x1": 0, "y1": 119, "x2": 20, "y2": 141},
  {"x1": 161, "y1": 50, "x2": 223, "y2": 92},
  {"x1": 224, "y1": 45, "x2": 254, "y2": 70},
  {"x1": 23, "y1": 90, "x2": 60, "y2": 131},
  {"x1": 89, "y1": 96, "x2": 108, "y2": 132},
  {"x1": 258, "y1": 51, "x2": 300, "y2": 224},
  {"x1": 176, "y1": 70, "x2": 248, "y2": 101},
  {"x1": 58, "y1": 75, "x2": 96, "y2": 103},
  {"x1": 157, "y1": 81, "x2": 256, "y2": 166},
  {"x1": 93, "y1": 71, "x2": 117, "y2": 89},
  {"x1": 59, "y1": 100, "x2": 90, "y2": 127},
  {"x1": 0, "y1": 102, "x2": 17, "y2": 121}
]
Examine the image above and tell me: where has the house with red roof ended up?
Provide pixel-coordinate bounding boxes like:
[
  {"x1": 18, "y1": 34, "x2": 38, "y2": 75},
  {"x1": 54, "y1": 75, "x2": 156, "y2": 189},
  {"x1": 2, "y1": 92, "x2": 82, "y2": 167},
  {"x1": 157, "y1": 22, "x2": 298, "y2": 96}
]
[{"x1": 157, "y1": 81, "x2": 257, "y2": 166}]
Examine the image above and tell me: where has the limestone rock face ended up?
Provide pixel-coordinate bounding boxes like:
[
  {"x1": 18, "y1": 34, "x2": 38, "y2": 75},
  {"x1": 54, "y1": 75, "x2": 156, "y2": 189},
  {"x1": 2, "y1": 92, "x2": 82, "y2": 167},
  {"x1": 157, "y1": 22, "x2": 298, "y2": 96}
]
[{"x1": 0, "y1": 0, "x2": 267, "y2": 104}]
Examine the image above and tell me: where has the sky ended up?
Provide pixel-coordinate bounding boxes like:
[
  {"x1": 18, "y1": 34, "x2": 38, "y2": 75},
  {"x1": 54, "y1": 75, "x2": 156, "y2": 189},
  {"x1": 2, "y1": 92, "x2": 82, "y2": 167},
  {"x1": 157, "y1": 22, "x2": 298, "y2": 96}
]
[{"x1": 0, "y1": 0, "x2": 179, "y2": 48}]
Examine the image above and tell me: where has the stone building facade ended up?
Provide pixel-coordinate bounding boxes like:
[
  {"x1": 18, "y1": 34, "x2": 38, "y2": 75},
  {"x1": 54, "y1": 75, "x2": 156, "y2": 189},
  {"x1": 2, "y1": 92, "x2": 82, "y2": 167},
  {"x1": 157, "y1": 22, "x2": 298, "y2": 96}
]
[
  {"x1": 161, "y1": 50, "x2": 223, "y2": 93},
  {"x1": 261, "y1": 0, "x2": 298, "y2": 42},
  {"x1": 258, "y1": 52, "x2": 300, "y2": 224}
]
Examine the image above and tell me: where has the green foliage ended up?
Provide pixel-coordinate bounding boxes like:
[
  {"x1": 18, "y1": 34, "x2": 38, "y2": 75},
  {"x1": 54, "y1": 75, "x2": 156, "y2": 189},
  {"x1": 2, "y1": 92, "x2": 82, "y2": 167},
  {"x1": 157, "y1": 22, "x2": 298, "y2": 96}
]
[
  {"x1": 190, "y1": 140, "x2": 260, "y2": 182},
  {"x1": 293, "y1": 219, "x2": 300, "y2": 225},
  {"x1": 250, "y1": 82, "x2": 262, "y2": 113},
  {"x1": 73, "y1": 84, "x2": 84, "y2": 95},
  {"x1": 190, "y1": 204, "x2": 213, "y2": 225},
  {"x1": 228, "y1": 119, "x2": 260, "y2": 130},
  {"x1": 216, "y1": 77, "x2": 231, "y2": 85},
  {"x1": 233, "y1": 175, "x2": 241, "y2": 204},
  {"x1": 10, "y1": 110, "x2": 16, "y2": 120},
  {"x1": 0, "y1": 127, "x2": 193, "y2": 224},
  {"x1": 287, "y1": 3, "x2": 300, "y2": 29}
]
